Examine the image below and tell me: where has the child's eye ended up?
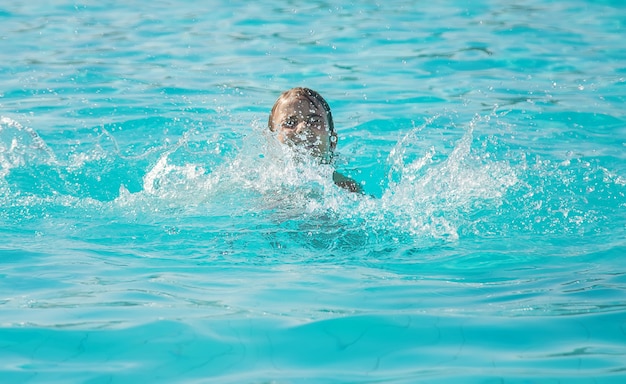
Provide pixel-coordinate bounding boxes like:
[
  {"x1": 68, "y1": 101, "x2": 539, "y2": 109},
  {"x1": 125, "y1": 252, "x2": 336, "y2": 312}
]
[
  {"x1": 282, "y1": 118, "x2": 297, "y2": 128},
  {"x1": 308, "y1": 116, "x2": 322, "y2": 124}
]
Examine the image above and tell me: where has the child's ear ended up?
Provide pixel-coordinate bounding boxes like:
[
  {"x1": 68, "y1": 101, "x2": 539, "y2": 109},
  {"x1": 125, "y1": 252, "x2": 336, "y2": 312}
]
[{"x1": 330, "y1": 132, "x2": 338, "y2": 150}]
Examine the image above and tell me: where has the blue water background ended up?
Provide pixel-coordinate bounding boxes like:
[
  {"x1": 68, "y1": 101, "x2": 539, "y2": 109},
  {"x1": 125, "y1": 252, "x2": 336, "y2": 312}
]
[{"x1": 1, "y1": 0, "x2": 625, "y2": 382}]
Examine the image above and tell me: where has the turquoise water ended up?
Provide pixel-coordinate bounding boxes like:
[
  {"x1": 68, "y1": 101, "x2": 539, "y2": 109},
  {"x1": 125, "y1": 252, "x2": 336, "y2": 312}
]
[{"x1": 1, "y1": 0, "x2": 625, "y2": 382}]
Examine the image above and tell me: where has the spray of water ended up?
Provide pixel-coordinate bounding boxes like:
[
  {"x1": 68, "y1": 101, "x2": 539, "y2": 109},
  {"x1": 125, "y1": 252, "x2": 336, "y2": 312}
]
[
  {"x1": 1, "y1": 114, "x2": 621, "y2": 243},
  {"x1": 0, "y1": 116, "x2": 57, "y2": 178}
]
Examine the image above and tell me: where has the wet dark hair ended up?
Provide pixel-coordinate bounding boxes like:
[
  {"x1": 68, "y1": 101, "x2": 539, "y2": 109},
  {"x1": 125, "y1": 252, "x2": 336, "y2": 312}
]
[{"x1": 268, "y1": 87, "x2": 334, "y2": 133}]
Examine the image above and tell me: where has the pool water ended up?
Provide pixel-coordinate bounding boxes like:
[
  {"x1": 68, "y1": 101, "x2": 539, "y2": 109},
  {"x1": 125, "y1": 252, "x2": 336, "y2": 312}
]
[{"x1": 1, "y1": 0, "x2": 625, "y2": 382}]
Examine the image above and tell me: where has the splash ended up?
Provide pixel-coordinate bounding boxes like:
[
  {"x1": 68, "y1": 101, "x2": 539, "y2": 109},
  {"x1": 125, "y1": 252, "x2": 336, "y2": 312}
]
[
  {"x1": 0, "y1": 116, "x2": 57, "y2": 179},
  {"x1": 129, "y1": 114, "x2": 522, "y2": 242},
  {"x1": 137, "y1": 127, "x2": 341, "y2": 214},
  {"x1": 1, "y1": 114, "x2": 622, "y2": 244},
  {"x1": 370, "y1": 115, "x2": 518, "y2": 240}
]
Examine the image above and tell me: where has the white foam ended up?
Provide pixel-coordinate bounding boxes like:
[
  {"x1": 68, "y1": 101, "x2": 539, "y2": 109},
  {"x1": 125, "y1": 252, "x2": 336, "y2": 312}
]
[
  {"x1": 128, "y1": 115, "x2": 520, "y2": 241},
  {"x1": 1, "y1": 115, "x2": 521, "y2": 241},
  {"x1": 0, "y1": 116, "x2": 57, "y2": 178}
]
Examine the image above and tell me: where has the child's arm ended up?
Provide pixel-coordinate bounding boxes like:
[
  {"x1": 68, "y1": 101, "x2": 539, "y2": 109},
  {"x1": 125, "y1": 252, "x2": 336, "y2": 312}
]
[{"x1": 333, "y1": 171, "x2": 364, "y2": 194}]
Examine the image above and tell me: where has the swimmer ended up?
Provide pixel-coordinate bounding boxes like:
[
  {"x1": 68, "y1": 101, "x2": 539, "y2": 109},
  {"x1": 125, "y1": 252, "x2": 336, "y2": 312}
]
[{"x1": 268, "y1": 87, "x2": 363, "y2": 193}]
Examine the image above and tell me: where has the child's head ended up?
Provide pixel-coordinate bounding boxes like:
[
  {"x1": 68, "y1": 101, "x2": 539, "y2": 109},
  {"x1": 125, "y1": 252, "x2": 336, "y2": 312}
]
[{"x1": 268, "y1": 87, "x2": 337, "y2": 162}]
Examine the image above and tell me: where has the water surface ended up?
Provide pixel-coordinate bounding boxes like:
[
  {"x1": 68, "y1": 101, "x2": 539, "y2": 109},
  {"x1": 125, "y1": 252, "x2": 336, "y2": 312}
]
[{"x1": 1, "y1": 0, "x2": 625, "y2": 382}]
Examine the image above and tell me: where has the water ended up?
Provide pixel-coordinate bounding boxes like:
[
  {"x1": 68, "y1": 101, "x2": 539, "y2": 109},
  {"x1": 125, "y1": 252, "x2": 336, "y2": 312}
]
[{"x1": 1, "y1": 0, "x2": 625, "y2": 382}]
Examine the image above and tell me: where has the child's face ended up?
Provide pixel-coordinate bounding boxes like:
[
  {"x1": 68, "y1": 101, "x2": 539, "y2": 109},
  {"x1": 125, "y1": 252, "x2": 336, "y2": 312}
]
[{"x1": 270, "y1": 96, "x2": 335, "y2": 160}]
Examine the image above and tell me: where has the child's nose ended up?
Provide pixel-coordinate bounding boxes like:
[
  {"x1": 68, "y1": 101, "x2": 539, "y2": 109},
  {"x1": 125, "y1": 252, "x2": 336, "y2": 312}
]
[{"x1": 295, "y1": 121, "x2": 308, "y2": 134}]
